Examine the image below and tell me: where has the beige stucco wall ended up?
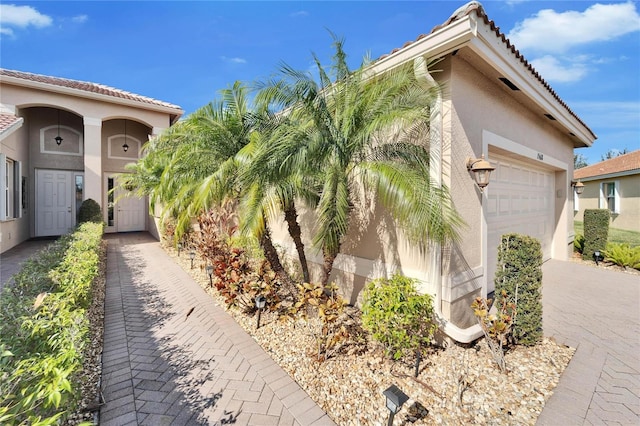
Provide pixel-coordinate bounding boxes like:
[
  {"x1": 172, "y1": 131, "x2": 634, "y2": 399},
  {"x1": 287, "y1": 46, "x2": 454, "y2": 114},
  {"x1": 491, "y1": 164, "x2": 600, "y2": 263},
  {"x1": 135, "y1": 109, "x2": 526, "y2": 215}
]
[
  {"x1": 0, "y1": 80, "x2": 179, "y2": 253},
  {"x1": 0, "y1": 125, "x2": 30, "y2": 253},
  {"x1": 574, "y1": 175, "x2": 640, "y2": 232}
]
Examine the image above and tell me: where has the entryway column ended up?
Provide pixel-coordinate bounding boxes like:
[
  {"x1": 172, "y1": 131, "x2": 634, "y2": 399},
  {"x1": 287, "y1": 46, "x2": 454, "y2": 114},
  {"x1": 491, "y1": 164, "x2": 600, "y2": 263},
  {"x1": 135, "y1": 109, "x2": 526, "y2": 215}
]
[{"x1": 83, "y1": 117, "x2": 102, "y2": 206}]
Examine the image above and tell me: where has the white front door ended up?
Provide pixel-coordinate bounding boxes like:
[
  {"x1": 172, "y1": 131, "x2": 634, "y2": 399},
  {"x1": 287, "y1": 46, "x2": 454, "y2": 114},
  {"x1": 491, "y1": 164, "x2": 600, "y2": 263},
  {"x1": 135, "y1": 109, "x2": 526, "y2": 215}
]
[
  {"x1": 106, "y1": 174, "x2": 146, "y2": 233},
  {"x1": 36, "y1": 169, "x2": 77, "y2": 236}
]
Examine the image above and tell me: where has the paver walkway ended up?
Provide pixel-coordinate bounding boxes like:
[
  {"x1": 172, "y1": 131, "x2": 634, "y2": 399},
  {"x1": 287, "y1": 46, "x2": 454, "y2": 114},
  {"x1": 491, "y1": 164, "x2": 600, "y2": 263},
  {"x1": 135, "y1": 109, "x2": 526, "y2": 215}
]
[
  {"x1": 100, "y1": 233, "x2": 334, "y2": 425},
  {"x1": 537, "y1": 260, "x2": 639, "y2": 425}
]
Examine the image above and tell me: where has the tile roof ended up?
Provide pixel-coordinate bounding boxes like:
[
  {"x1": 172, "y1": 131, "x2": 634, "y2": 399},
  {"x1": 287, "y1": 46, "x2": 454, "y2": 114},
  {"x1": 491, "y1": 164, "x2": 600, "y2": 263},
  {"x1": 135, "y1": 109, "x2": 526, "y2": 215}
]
[
  {"x1": 0, "y1": 68, "x2": 182, "y2": 111},
  {"x1": 376, "y1": 1, "x2": 596, "y2": 140},
  {"x1": 0, "y1": 113, "x2": 23, "y2": 136},
  {"x1": 574, "y1": 150, "x2": 640, "y2": 179}
]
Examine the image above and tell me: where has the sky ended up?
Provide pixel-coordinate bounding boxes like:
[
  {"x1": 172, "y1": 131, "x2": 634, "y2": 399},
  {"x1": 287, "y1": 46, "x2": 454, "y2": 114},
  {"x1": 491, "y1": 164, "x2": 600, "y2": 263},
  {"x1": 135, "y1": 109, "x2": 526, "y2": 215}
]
[{"x1": 1, "y1": 1, "x2": 639, "y2": 165}]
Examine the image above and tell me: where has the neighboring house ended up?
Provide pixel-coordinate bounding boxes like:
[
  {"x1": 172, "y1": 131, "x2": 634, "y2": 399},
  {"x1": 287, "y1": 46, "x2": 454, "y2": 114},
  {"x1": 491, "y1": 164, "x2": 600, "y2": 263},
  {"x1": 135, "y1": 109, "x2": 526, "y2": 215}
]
[
  {"x1": 0, "y1": 69, "x2": 183, "y2": 254},
  {"x1": 574, "y1": 150, "x2": 640, "y2": 232},
  {"x1": 269, "y1": 1, "x2": 596, "y2": 342}
]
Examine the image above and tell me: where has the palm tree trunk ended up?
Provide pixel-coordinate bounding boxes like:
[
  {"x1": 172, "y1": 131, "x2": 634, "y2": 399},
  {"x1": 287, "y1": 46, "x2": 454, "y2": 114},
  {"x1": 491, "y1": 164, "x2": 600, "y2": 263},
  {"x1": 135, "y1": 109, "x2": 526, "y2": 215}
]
[
  {"x1": 320, "y1": 248, "x2": 337, "y2": 286},
  {"x1": 283, "y1": 203, "x2": 310, "y2": 283},
  {"x1": 259, "y1": 225, "x2": 296, "y2": 292}
]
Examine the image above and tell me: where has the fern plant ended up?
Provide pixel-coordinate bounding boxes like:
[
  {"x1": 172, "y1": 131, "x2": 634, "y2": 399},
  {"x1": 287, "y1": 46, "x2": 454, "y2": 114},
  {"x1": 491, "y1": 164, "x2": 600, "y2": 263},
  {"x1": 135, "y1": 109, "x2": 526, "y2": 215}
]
[{"x1": 604, "y1": 243, "x2": 640, "y2": 270}]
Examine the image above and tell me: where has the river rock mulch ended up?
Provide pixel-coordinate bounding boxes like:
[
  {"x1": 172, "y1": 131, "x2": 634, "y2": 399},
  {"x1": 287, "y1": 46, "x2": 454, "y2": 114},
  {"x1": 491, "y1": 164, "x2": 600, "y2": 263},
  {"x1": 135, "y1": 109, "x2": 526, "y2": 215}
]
[{"x1": 166, "y1": 243, "x2": 575, "y2": 425}]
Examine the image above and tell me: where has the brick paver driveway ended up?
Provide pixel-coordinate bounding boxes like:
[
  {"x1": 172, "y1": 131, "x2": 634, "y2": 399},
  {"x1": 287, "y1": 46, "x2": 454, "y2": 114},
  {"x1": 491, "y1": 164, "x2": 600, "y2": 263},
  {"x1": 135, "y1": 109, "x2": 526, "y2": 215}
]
[{"x1": 537, "y1": 260, "x2": 639, "y2": 425}]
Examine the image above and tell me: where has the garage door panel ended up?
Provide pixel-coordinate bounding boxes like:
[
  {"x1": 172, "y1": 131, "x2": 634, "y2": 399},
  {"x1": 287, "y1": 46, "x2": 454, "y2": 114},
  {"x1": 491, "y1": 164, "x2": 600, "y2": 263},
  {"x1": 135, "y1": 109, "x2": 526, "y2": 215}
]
[{"x1": 486, "y1": 156, "x2": 554, "y2": 293}]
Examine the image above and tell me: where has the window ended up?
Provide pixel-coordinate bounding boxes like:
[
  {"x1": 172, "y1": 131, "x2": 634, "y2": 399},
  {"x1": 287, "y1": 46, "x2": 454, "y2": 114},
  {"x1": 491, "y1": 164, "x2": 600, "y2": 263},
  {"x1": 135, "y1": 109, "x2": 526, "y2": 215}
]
[
  {"x1": 0, "y1": 154, "x2": 22, "y2": 221},
  {"x1": 600, "y1": 181, "x2": 620, "y2": 214}
]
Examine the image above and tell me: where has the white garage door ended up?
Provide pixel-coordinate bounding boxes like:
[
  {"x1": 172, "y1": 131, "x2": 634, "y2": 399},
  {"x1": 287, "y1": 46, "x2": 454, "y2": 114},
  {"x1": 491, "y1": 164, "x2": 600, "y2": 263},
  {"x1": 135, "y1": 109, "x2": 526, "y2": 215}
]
[{"x1": 486, "y1": 155, "x2": 554, "y2": 293}]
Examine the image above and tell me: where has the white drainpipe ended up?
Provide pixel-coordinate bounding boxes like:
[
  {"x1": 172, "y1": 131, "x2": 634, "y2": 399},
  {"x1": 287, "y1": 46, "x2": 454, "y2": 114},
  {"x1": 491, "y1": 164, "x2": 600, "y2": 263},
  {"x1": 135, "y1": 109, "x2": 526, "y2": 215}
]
[{"x1": 413, "y1": 55, "x2": 483, "y2": 344}]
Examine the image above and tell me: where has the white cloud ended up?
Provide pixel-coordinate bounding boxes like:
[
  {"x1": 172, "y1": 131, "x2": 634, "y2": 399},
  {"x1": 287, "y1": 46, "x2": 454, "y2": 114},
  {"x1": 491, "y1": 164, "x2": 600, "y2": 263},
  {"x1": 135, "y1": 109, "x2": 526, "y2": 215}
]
[
  {"x1": 570, "y1": 101, "x2": 640, "y2": 130},
  {"x1": 508, "y1": 2, "x2": 640, "y2": 54},
  {"x1": 530, "y1": 55, "x2": 588, "y2": 83},
  {"x1": 0, "y1": 4, "x2": 52, "y2": 36},
  {"x1": 72, "y1": 14, "x2": 88, "y2": 24},
  {"x1": 290, "y1": 11, "x2": 309, "y2": 18},
  {"x1": 220, "y1": 56, "x2": 247, "y2": 64}
]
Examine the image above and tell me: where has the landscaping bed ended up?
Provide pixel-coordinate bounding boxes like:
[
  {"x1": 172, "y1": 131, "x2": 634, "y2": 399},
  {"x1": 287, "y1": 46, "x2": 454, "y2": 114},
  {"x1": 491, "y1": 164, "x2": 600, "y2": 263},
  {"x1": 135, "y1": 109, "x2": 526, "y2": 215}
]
[
  {"x1": 0, "y1": 223, "x2": 105, "y2": 425},
  {"x1": 165, "y1": 242, "x2": 574, "y2": 425}
]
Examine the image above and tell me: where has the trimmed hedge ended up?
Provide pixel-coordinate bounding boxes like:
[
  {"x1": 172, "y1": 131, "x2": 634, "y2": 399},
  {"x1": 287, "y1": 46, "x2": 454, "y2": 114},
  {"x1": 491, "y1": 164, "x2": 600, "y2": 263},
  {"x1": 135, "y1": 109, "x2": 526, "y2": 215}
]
[
  {"x1": 495, "y1": 233, "x2": 543, "y2": 346},
  {"x1": 583, "y1": 209, "x2": 609, "y2": 261},
  {"x1": 78, "y1": 198, "x2": 103, "y2": 224},
  {"x1": 0, "y1": 222, "x2": 104, "y2": 425}
]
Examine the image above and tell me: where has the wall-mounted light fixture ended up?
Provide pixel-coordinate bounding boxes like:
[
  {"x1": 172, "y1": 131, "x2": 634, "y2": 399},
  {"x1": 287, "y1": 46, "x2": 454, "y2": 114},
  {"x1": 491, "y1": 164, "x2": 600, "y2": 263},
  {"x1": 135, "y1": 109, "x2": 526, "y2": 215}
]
[
  {"x1": 466, "y1": 155, "x2": 495, "y2": 192},
  {"x1": 572, "y1": 180, "x2": 585, "y2": 195},
  {"x1": 122, "y1": 119, "x2": 129, "y2": 152},
  {"x1": 55, "y1": 109, "x2": 64, "y2": 145}
]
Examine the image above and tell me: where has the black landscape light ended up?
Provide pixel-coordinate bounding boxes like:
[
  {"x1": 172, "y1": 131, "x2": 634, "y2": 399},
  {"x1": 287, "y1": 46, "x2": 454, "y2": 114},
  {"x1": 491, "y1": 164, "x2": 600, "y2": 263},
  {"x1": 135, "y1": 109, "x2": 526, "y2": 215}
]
[
  {"x1": 594, "y1": 250, "x2": 604, "y2": 266},
  {"x1": 189, "y1": 251, "x2": 196, "y2": 269},
  {"x1": 255, "y1": 295, "x2": 266, "y2": 329},
  {"x1": 205, "y1": 264, "x2": 214, "y2": 287},
  {"x1": 177, "y1": 242, "x2": 182, "y2": 256},
  {"x1": 383, "y1": 384, "x2": 409, "y2": 426}
]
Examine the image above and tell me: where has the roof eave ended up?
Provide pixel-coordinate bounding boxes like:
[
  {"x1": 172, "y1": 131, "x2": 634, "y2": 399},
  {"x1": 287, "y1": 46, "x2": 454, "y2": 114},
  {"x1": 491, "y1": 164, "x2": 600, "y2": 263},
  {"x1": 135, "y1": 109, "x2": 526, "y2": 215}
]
[
  {"x1": 468, "y1": 14, "x2": 595, "y2": 148},
  {"x1": 372, "y1": 15, "x2": 476, "y2": 73},
  {"x1": 372, "y1": 12, "x2": 595, "y2": 149},
  {"x1": 0, "y1": 75, "x2": 184, "y2": 117},
  {"x1": 0, "y1": 116, "x2": 24, "y2": 142},
  {"x1": 575, "y1": 169, "x2": 640, "y2": 181}
]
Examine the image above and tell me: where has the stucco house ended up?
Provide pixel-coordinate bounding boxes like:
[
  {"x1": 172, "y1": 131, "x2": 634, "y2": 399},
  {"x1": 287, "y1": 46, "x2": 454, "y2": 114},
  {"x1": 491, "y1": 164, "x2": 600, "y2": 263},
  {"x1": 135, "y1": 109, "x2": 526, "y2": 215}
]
[
  {"x1": 269, "y1": 2, "x2": 596, "y2": 342},
  {"x1": 0, "y1": 68, "x2": 183, "y2": 254},
  {"x1": 574, "y1": 150, "x2": 640, "y2": 232},
  {"x1": 1, "y1": 1, "x2": 597, "y2": 344}
]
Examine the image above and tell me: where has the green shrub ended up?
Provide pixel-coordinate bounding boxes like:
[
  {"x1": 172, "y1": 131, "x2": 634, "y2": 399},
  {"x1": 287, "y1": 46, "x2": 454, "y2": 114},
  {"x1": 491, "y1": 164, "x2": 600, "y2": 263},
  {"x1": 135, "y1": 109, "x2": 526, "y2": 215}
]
[
  {"x1": 604, "y1": 243, "x2": 640, "y2": 270},
  {"x1": 362, "y1": 274, "x2": 436, "y2": 360},
  {"x1": 495, "y1": 233, "x2": 543, "y2": 346},
  {"x1": 77, "y1": 198, "x2": 103, "y2": 224},
  {"x1": 0, "y1": 222, "x2": 104, "y2": 424},
  {"x1": 583, "y1": 209, "x2": 609, "y2": 261},
  {"x1": 574, "y1": 234, "x2": 585, "y2": 253}
]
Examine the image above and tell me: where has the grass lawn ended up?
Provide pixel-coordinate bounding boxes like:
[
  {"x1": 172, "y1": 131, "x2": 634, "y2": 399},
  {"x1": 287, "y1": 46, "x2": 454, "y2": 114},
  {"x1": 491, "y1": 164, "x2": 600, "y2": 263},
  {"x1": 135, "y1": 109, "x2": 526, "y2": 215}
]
[{"x1": 574, "y1": 221, "x2": 640, "y2": 247}]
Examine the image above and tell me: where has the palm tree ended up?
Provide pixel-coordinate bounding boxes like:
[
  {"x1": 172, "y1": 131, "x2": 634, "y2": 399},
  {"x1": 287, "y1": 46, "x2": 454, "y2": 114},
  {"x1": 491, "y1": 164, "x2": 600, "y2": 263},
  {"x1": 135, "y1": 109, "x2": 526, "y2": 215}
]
[
  {"x1": 256, "y1": 35, "x2": 463, "y2": 285},
  {"x1": 237, "y1": 113, "x2": 319, "y2": 284},
  {"x1": 124, "y1": 82, "x2": 308, "y2": 288}
]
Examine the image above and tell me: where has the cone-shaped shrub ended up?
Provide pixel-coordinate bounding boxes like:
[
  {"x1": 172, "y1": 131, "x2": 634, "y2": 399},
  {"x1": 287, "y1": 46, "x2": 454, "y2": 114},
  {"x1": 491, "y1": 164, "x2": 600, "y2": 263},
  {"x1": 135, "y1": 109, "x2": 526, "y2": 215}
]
[{"x1": 495, "y1": 233, "x2": 543, "y2": 346}]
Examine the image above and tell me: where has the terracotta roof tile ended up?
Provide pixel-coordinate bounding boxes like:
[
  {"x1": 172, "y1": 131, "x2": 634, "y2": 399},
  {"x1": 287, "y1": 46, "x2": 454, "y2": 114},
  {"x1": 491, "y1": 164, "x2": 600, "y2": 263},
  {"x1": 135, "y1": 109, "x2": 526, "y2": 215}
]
[
  {"x1": 375, "y1": 1, "x2": 596, "y2": 140},
  {"x1": 0, "y1": 68, "x2": 182, "y2": 111},
  {"x1": 0, "y1": 113, "x2": 22, "y2": 135},
  {"x1": 574, "y1": 150, "x2": 640, "y2": 179}
]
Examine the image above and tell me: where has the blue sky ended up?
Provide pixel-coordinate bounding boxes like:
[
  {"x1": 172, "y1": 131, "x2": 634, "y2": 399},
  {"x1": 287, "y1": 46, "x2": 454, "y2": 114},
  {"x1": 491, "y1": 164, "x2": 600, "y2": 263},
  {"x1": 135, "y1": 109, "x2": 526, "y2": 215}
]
[{"x1": 1, "y1": 1, "x2": 639, "y2": 165}]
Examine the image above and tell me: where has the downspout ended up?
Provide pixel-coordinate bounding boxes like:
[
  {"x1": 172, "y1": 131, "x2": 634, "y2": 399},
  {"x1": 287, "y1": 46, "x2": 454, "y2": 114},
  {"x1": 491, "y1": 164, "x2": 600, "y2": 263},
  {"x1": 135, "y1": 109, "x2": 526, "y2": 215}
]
[{"x1": 414, "y1": 55, "x2": 483, "y2": 344}]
